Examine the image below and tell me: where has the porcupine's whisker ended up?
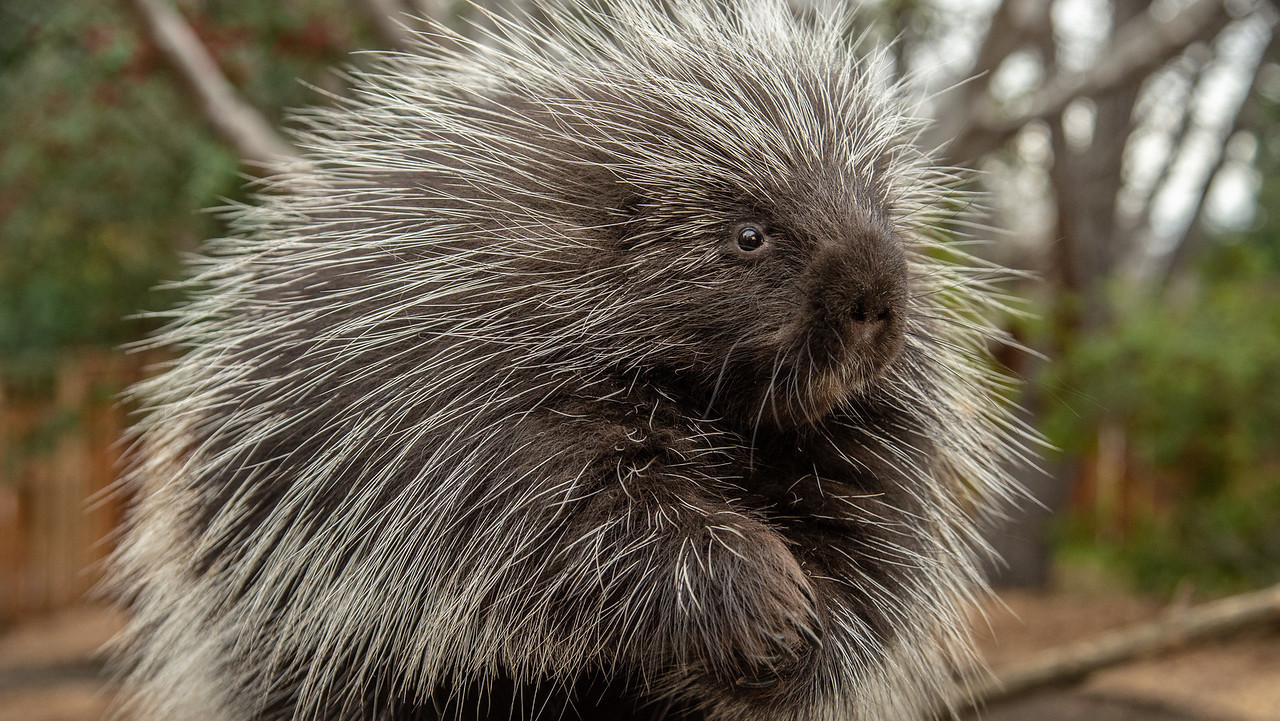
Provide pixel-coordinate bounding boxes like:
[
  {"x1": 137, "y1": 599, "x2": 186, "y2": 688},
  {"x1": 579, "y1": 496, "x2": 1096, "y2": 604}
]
[
  {"x1": 751, "y1": 345, "x2": 788, "y2": 461},
  {"x1": 804, "y1": 339, "x2": 820, "y2": 420},
  {"x1": 705, "y1": 333, "x2": 748, "y2": 419}
]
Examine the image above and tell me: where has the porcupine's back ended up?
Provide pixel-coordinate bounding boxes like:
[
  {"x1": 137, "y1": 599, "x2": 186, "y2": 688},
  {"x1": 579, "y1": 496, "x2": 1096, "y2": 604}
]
[{"x1": 110, "y1": 2, "x2": 1023, "y2": 720}]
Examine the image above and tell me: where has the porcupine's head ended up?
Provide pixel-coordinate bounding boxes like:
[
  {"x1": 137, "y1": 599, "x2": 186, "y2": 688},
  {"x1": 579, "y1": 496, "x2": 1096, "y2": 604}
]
[
  {"x1": 524, "y1": 27, "x2": 921, "y2": 429},
  {"x1": 595, "y1": 79, "x2": 916, "y2": 429},
  {"x1": 500, "y1": 4, "x2": 919, "y2": 430}
]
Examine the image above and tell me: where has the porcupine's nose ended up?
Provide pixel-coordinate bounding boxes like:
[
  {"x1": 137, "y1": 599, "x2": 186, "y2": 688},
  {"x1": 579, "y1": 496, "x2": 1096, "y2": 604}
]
[
  {"x1": 847, "y1": 292, "x2": 894, "y2": 326},
  {"x1": 839, "y1": 279, "x2": 900, "y2": 348},
  {"x1": 817, "y1": 225, "x2": 908, "y2": 357}
]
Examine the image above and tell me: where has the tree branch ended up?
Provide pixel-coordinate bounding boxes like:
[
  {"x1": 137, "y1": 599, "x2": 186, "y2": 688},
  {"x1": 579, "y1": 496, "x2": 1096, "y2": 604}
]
[
  {"x1": 948, "y1": 0, "x2": 1237, "y2": 164},
  {"x1": 0, "y1": 660, "x2": 104, "y2": 693},
  {"x1": 1131, "y1": 50, "x2": 1212, "y2": 236},
  {"x1": 126, "y1": 0, "x2": 299, "y2": 173},
  {"x1": 926, "y1": 0, "x2": 1051, "y2": 154},
  {"x1": 353, "y1": 0, "x2": 418, "y2": 50},
  {"x1": 947, "y1": 583, "x2": 1280, "y2": 716},
  {"x1": 1159, "y1": 13, "x2": 1278, "y2": 285}
]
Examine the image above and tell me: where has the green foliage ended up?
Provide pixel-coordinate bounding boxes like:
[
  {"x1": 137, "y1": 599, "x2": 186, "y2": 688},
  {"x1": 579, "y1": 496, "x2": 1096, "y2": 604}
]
[
  {"x1": 1043, "y1": 239, "x2": 1280, "y2": 593},
  {"x1": 1125, "y1": 480, "x2": 1280, "y2": 592},
  {"x1": 0, "y1": 0, "x2": 361, "y2": 380}
]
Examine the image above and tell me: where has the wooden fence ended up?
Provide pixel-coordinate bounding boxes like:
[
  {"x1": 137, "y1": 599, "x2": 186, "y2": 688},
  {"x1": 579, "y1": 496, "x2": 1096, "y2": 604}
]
[{"x1": 0, "y1": 352, "x2": 153, "y2": 622}]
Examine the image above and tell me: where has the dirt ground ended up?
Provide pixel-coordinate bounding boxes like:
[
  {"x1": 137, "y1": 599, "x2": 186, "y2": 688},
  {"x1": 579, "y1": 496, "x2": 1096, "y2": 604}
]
[
  {"x1": 967, "y1": 590, "x2": 1280, "y2": 721},
  {"x1": 0, "y1": 605, "x2": 119, "y2": 721},
  {"x1": 1, "y1": 590, "x2": 1277, "y2": 721}
]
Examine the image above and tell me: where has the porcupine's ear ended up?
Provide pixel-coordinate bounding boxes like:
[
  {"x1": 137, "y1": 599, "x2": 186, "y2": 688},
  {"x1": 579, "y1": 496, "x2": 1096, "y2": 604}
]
[
  {"x1": 615, "y1": 194, "x2": 645, "y2": 220},
  {"x1": 598, "y1": 179, "x2": 706, "y2": 248}
]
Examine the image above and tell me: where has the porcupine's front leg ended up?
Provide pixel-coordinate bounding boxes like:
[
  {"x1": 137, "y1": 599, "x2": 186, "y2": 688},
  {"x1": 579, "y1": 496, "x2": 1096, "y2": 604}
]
[
  {"x1": 576, "y1": 484, "x2": 825, "y2": 690},
  {"x1": 405, "y1": 469, "x2": 825, "y2": 720},
  {"x1": 527, "y1": 408, "x2": 826, "y2": 702}
]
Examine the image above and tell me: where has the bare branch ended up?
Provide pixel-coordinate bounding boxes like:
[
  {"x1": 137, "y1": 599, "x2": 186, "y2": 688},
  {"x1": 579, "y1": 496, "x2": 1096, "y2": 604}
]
[
  {"x1": 1159, "y1": 14, "x2": 1279, "y2": 285},
  {"x1": 926, "y1": 0, "x2": 1052, "y2": 152},
  {"x1": 0, "y1": 660, "x2": 104, "y2": 693},
  {"x1": 948, "y1": 0, "x2": 1237, "y2": 164},
  {"x1": 353, "y1": 0, "x2": 418, "y2": 49},
  {"x1": 1130, "y1": 50, "x2": 1213, "y2": 235},
  {"x1": 126, "y1": 0, "x2": 298, "y2": 173}
]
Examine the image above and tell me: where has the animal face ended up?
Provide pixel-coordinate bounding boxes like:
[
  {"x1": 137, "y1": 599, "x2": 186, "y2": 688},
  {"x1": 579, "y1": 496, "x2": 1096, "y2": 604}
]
[{"x1": 608, "y1": 176, "x2": 910, "y2": 428}]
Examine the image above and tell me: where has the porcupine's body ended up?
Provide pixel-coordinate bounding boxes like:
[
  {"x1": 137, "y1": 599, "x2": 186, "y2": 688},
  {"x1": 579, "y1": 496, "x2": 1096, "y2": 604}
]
[{"x1": 111, "y1": 2, "x2": 1023, "y2": 720}]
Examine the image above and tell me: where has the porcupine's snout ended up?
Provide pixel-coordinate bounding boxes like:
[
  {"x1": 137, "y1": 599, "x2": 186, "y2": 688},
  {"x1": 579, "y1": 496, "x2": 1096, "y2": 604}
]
[{"x1": 803, "y1": 225, "x2": 908, "y2": 389}]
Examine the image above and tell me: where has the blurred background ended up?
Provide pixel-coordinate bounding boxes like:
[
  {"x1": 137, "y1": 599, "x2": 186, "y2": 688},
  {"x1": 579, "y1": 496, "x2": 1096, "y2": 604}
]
[{"x1": 1, "y1": 0, "x2": 1278, "y2": 719}]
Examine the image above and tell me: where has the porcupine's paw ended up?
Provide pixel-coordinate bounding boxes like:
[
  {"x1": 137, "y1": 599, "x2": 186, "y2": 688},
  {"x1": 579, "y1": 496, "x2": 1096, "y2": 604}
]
[{"x1": 688, "y1": 523, "x2": 825, "y2": 690}]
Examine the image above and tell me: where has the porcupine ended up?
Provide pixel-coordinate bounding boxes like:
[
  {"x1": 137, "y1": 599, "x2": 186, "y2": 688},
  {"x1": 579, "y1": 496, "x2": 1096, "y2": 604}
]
[{"x1": 110, "y1": 1, "x2": 1025, "y2": 720}]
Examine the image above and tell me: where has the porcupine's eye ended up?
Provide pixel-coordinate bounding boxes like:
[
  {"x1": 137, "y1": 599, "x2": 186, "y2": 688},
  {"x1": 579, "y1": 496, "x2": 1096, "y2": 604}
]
[{"x1": 734, "y1": 225, "x2": 767, "y2": 254}]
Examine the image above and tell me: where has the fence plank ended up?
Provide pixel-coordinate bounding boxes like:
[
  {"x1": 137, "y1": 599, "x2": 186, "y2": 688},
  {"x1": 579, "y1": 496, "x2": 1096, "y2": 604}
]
[{"x1": 0, "y1": 352, "x2": 149, "y2": 622}]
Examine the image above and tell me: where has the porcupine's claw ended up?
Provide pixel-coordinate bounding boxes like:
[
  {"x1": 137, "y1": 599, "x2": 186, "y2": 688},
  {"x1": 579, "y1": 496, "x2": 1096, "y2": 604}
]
[
  {"x1": 732, "y1": 576, "x2": 825, "y2": 690},
  {"x1": 732, "y1": 625, "x2": 811, "y2": 689},
  {"x1": 770, "y1": 632, "x2": 801, "y2": 664},
  {"x1": 796, "y1": 582, "x2": 825, "y2": 649},
  {"x1": 800, "y1": 609, "x2": 825, "y2": 649},
  {"x1": 731, "y1": 643, "x2": 782, "y2": 689},
  {"x1": 735, "y1": 673, "x2": 781, "y2": 689}
]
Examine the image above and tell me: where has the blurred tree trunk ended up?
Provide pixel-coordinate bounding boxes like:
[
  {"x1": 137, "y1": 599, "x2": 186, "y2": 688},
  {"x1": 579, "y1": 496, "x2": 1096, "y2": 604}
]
[
  {"x1": 987, "y1": 0, "x2": 1151, "y2": 588},
  {"x1": 918, "y1": 0, "x2": 1269, "y2": 587},
  {"x1": 126, "y1": 0, "x2": 298, "y2": 173}
]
